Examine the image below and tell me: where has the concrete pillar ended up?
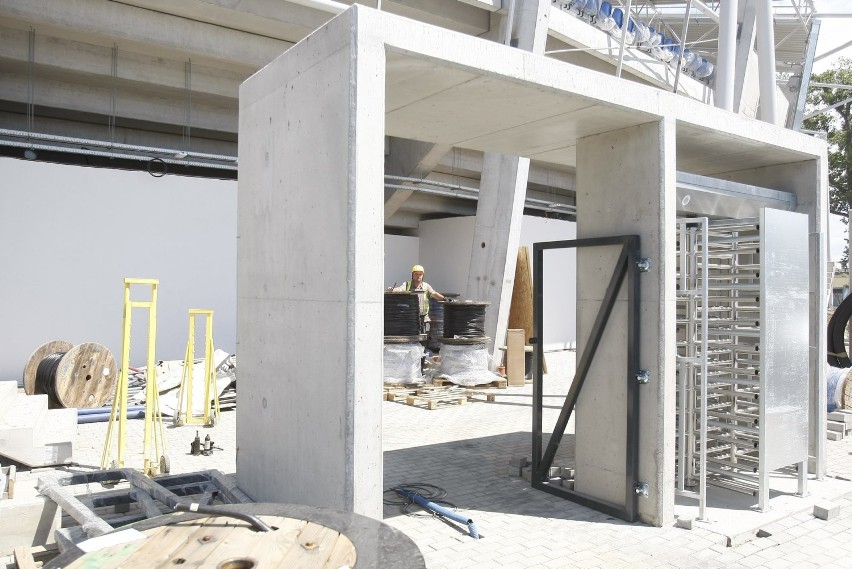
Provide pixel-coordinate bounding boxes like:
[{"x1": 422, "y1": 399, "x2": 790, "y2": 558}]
[
  {"x1": 574, "y1": 119, "x2": 676, "y2": 526},
  {"x1": 467, "y1": 0, "x2": 549, "y2": 359},
  {"x1": 236, "y1": 10, "x2": 385, "y2": 518},
  {"x1": 717, "y1": 159, "x2": 829, "y2": 478}
]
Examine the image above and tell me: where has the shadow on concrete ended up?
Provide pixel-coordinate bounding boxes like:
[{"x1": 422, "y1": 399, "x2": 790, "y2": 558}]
[{"x1": 382, "y1": 431, "x2": 633, "y2": 528}]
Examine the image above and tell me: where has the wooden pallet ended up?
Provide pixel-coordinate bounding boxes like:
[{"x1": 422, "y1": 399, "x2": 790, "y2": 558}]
[
  {"x1": 432, "y1": 377, "x2": 508, "y2": 389},
  {"x1": 385, "y1": 385, "x2": 495, "y2": 409}
]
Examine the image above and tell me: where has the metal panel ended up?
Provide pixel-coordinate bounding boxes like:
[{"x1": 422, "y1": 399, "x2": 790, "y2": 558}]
[{"x1": 759, "y1": 208, "x2": 810, "y2": 474}]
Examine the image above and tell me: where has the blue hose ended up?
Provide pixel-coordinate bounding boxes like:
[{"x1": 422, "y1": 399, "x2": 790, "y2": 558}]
[
  {"x1": 77, "y1": 410, "x2": 145, "y2": 424},
  {"x1": 77, "y1": 405, "x2": 145, "y2": 416},
  {"x1": 394, "y1": 487, "x2": 479, "y2": 539}
]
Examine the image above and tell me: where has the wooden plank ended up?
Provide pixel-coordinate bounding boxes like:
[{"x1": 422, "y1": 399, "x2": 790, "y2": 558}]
[
  {"x1": 506, "y1": 329, "x2": 526, "y2": 386},
  {"x1": 13, "y1": 546, "x2": 38, "y2": 569},
  {"x1": 507, "y1": 246, "x2": 547, "y2": 373}
]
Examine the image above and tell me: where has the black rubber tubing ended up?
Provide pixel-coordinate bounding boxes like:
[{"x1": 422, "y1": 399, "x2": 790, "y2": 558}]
[{"x1": 827, "y1": 293, "x2": 852, "y2": 367}]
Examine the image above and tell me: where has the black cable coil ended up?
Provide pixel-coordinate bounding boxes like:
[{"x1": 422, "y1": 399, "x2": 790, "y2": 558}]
[
  {"x1": 443, "y1": 302, "x2": 487, "y2": 338},
  {"x1": 828, "y1": 293, "x2": 852, "y2": 367},
  {"x1": 36, "y1": 351, "x2": 67, "y2": 407},
  {"x1": 384, "y1": 292, "x2": 421, "y2": 336}
]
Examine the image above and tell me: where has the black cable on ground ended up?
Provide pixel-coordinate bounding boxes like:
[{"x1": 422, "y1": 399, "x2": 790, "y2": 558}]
[
  {"x1": 828, "y1": 293, "x2": 852, "y2": 367},
  {"x1": 383, "y1": 483, "x2": 447, "y2": 506}
]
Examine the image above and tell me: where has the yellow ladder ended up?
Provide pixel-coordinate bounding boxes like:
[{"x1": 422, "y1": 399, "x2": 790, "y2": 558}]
[
  {"x1": 101, "y1": 278, "x2": 169, "y2": 475},
  {"x1": 174, "y1": 309, "x2": 221, "y2": 427}
]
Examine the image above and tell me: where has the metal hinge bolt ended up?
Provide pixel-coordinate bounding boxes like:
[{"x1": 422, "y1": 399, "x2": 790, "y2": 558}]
[
  {"x1": 634, "y1": 482, "x2": 649, "y2": 497},
  {"x1": 637, "y1": 258, "x2": 652, "y2": 272},
  {"x1": 636, "y1": 370, "x2": 650, "y2": 384}
]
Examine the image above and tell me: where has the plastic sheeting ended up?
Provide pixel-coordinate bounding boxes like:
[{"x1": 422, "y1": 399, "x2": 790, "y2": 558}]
[
  {"x1": 437, "y1": 344, "x2": 500, "y2": 387},
  {"x1": 827, "y1": 365, "x2": 850, "y2": 413},
  {"x1": 384, "y1": 342, "x2": 424, "y2": 385}
]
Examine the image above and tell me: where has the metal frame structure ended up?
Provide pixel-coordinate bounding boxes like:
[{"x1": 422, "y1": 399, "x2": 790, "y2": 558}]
[
  {"x1": 175, "y1": 309, "x2": 221, "y2": 427},
  {"x1": 532, "y1": 235, "x2": 642, "y2": 522}
]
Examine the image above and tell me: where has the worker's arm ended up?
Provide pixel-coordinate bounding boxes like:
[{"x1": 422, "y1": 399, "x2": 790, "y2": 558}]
[{"x1": 431, "y1": 290, "x2": 446, "y2": 301}]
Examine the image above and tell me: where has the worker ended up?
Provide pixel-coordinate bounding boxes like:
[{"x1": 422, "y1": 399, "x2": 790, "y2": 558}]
[{"x1": 392, "y1": 264, "x2": 449, "y2": 333}]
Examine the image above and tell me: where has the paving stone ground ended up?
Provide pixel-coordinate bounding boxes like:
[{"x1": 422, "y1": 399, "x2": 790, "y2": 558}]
[{"x1": 40, "y1": 351, "x2": 852, "y2": 567}]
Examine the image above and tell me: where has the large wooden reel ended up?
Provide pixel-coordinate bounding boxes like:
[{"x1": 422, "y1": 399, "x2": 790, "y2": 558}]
[{"x1": 23, "y1": 340, "x2": 117, "y2": 408}]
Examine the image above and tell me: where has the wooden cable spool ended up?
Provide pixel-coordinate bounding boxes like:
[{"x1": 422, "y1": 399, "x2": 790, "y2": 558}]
[{"x1": 23, "y1": 340, "x2": 117, "y2": 408}]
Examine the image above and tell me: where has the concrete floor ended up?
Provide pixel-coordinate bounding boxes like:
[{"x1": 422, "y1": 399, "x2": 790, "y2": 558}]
[{"x1": 10, "y1": 349, "x2": 852, "y2": 568}]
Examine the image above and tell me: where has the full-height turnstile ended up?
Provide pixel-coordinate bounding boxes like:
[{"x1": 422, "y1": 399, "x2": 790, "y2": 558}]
[{"x1": 676, "y1": 208, "x2": 810, "y2": 515}]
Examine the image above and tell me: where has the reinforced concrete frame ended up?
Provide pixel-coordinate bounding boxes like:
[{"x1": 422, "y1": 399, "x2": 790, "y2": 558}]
[{"x1": 236, "y1": 5, "x2": 828, "y2": 525}]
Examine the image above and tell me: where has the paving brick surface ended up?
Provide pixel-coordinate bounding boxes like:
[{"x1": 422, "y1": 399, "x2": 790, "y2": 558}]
[{"x1": 45, "y1": 350, "x2": 852, "y2": 568}]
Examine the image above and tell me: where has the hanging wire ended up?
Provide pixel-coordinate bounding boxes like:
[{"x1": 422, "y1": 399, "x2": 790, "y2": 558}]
[
  {"x1": 109, "y1": 44, "x2": 117, "y2": 146},
  {"x1": 27, "y1": 28, "x2": 35, "y2": 142}
]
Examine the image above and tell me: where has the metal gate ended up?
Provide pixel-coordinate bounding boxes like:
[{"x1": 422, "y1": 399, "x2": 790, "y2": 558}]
[{"x1": 531, "y1": 235, "x2": 643, "y2": 522}]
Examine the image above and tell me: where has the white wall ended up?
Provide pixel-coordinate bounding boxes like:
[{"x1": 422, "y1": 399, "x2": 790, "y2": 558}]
[
  {"x1": 384, "y1": 234, "x2": 420, "y2": 287},
  {"x1": 0, "y1": 158, "x2": 237, "y2": 383},
  {"x1": 418, "y1": 215, "x2": 577, "y2": 350}
]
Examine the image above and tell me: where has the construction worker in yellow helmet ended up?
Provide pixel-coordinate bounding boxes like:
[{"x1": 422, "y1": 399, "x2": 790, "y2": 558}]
[{"x1": 391, "y1": 264, "x2": 448, "y2": 333}]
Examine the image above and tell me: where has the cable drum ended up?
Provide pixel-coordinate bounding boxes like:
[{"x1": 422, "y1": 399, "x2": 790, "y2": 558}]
[
  {"x1": 443, "y1": 301, "x2": 489, "y2": 339},
  {"x1": 23, "y1": 340, "x2": 117, "y2": 408},
  {"x1": 827, "y1": 294, "x2": 852, "y2": 368},
  {"x1": 427, "y1": 293, "x2": 459, "y2": 341},
  {"x1": 384, "y1": 292, "x2": 421, "y2": 337}
]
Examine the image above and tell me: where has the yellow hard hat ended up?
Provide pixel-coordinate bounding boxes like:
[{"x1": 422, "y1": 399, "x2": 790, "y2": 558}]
[{"x1": 412, "y1": 264, "x2": 425, "y2": 273}]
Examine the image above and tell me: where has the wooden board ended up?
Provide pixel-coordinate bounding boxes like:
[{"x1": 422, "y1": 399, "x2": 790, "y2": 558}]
[
  {"x1": 507, "y1": 246, "x2": 547, "y2": 373},
  {"x1": 385, "y1": 385, "x2": 496, "y2": 409},
  {"x1": 506, "y1": 329, "x2": 526, "y2": 387},
  {"x1": 64, "y1": 515, "x2": 356, "y2": 569}
]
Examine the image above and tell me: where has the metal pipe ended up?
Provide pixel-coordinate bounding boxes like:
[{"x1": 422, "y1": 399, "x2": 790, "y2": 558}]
[
  {"x1": 755, "y1": 0, "x2": 779, "y2": 123},
  {"x1": 672, "y1": 0, "x2": 693, "y2": 94},
  {"x1": 77, "y1": 405, "x2": 145, "y2": 416},
  {"x1": 78, "y1": 410, "x2": 145, "y2": 424},
  {"x1": 38, "y1": 475, "x2": 114, "y2": 537},
  {"x1": 716, "y1": 0, "x2": 738, "y2": 111},
  {"x1": 394, "y1": 487, "x2": 479, "y2": 539},
  {"x1": 615, "y1": 0, "x2": 634, "y2": 79},
  {"x1": 0, "y1": 128, "x2": 237, "y2": 163}
]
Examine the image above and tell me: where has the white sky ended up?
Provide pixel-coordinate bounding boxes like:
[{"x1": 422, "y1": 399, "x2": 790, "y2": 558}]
[{"x1": 812, "y1": 0, "x2": 852, "y2": 73}]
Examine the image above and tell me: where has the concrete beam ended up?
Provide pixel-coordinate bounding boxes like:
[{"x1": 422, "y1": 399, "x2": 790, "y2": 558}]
[
  {"x1": 575, "y1": 119, "x2": 676, "y2": 527},
  {"x1": 237, "y1": 7, "x2": 384, "y2": 518},
  {"x1": 384, "y1": 138, "x2": 452, "y2": 220},
  {"x1": 0, "y1": 0, "x2": 292, "y2": 69},
  {"x1": 0, "y1": 26, "x2": 249, "y2": 100}
]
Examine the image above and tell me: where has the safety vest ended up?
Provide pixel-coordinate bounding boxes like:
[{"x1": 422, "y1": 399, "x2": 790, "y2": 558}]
[{"x1": 403, "y1": 281, "x2": 430, "y2": 316}]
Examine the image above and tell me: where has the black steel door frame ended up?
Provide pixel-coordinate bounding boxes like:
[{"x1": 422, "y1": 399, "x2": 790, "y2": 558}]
[{"x1": 532, "y1": 235, "x2": 641, "y2": 522}]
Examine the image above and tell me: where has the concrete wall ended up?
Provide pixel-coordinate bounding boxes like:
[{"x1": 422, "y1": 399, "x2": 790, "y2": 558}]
[
  {"x1": 0, "y1": 158, "x2": 237, "y2": 383},
  {"x1": 236, "y1": 11, "x2": 385, "y2": 517}
]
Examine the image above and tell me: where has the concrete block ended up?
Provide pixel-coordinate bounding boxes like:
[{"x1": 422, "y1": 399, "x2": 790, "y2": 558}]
[
  {"x1": 827, "y1": 421, "x2": 845, "y2": 433},
  {"x1": 675, "y1": 516, "x2": 694, "y2": 530},
  {"x1": 509, "y1": 456, "x2": 529, "y2": 467},
  {"x1": 0, "y1": 495, "x2": 60, "y2": 555},
  {"x1": 813, "y1": 502, "x2": 840, "y2": 521},
  {"x1": 560, "y1": 467, "x2": 575, "y2": 479},
  {"x1": 827, "y1": 411, "x2": 852, "y2": 423},
  {"x1": 547, "y1": 466, "x2": 561, "y2": 478},
  {"x1": 827, "y1": 430, "x2": 843, "y2": 441},
  {"x1": 521, "y1": 466, "x2": 533, "y2": 482},
  {"x1": 560, "y1": 479, "x2": 575, "y2": 490},
  {"x1": 506, "y1": 466, "x2": 522, "y2": 477}
]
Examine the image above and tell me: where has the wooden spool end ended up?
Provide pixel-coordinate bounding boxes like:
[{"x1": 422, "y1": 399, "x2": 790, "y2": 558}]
[
  {"x1": 23, "y1": 340, "x2": 73, "y2": 395},
  {"x1": 439, "y1": 336, "x2": 491, "y2": 345},
  {"x1": 53, "y1": 343, "x2": 118, "y2": 408},
  {"x1": 383, "y1": 335, "x2": 426, "y2": 344}
]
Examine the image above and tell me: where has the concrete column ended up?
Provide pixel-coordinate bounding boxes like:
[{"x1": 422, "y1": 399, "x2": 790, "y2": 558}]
[
  {"x1": 467, "y1": 0, "x2": 549, "y2": 359},
  {"x1": 717, "y1": 158, "x2": 829, "y2": 478},
  {"x1": 574, "y1": 119, "x2": 676, "y2": 526},
  {"x1": 733, "y1": 0, "x2": 758, "y2": 115},
  {"x1": 236, "y1": 10, "x2": 385, "y2": 518}
]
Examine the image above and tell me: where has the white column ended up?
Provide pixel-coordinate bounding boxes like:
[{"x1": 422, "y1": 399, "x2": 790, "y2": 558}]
[
  {"x1": 236, "y1": 9, "x2": 385, "y2": 518},
  {"x1": 716, "y1": 0, "x2": 738, "y2": 111},
  {"x1": 755, "y1": 0, "x2": 778, "y2": 124}
]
